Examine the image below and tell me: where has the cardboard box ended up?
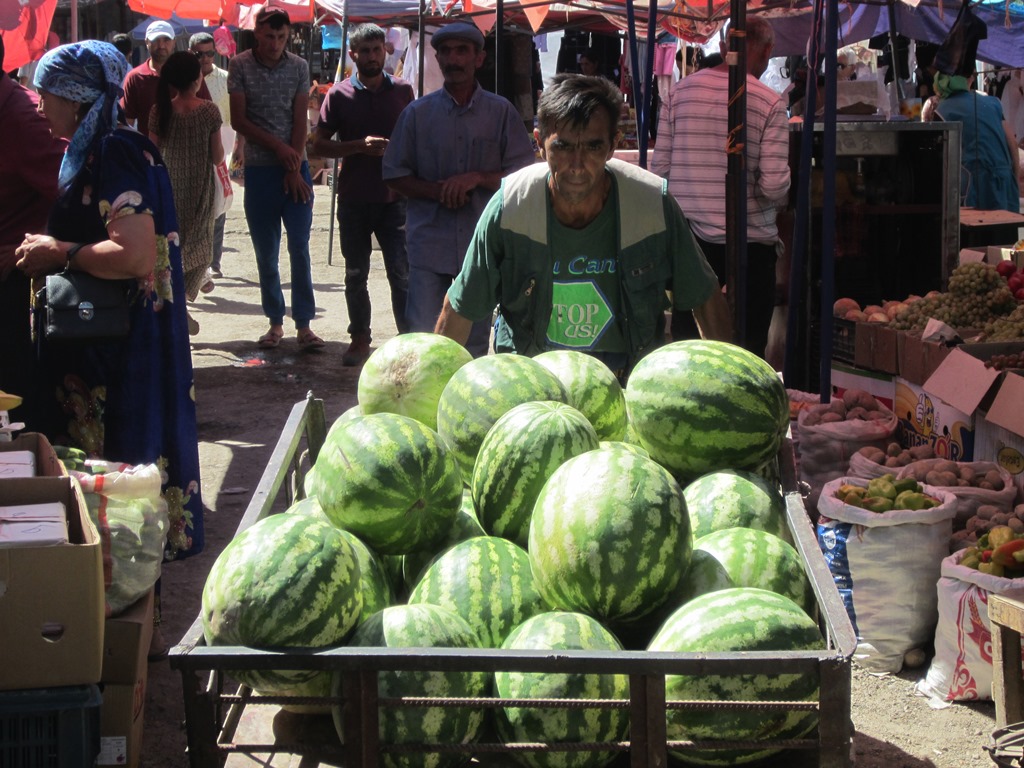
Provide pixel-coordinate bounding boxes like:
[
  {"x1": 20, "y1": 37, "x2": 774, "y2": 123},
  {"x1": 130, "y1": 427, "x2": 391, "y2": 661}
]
[
  {"x1": 854, "y1": 323, "x2": 899, "y2": 374},
  {"x1": 830, "y1": 362, "x2": 895, "y2": 411},
  {"x1": 0, "y1": 477, "x2": 104, "y2": 691},
  {"x1": 894, "y1": 377, "x2": 975, "y2": 461},
  {"x1": 975, "y1": 372, "x2": 1024, "y2": 503},
  {"x1": 0, "y1": 432, "x2": 66, "y2": 478},
  {"x1": 897, "y1": 330, "x2": 966, "y2": 386},
  {"x1": 98, "y1": 589, "x2": 154, "y2": 768},
  {"x1": 922, "y1": 347, "x2": 1004, "y2": 417}
]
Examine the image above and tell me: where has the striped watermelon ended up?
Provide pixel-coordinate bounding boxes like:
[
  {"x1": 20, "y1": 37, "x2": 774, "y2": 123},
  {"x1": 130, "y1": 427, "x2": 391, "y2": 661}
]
[
  {"x1": 358, "y1": 333, "x2": 473, "y2": 431},
  {"x1": 408, "y1": 536, "x2": 548, "y2": 648},
  {"x1": 436, "y1": 353, "x2": 569, "y2": 479},
  {"x1": 400, "y1": 490, "x2": 486, "y2": 597},
  {"x1": 534, "y1": 350, "x2": 627, "y2": 441},
  {"x1": 598, "y1": 440, "x2": 649, "y2": 458},
  {"x1": 625, "y1": 341, "x2": 788, "y2": 482},
  {"x1": 678, "y1": 528, "x2": 814, "y2": 615},
  {"x1": 682, "y1": 470, "x2": 788, "y2": 542},
  {"x1": 286, "y1": 496, "x2": 395, "y2": 621},
  {"x1": 648, "y1": 588, "x2": 823, "y2": 765},
  {"x1": 201, "y1": 513, "x2": 363, "y2": 694},
  {"x1": 310, "y1": 413, "x2": 463, "y2": 555},
  {"x1": 335, "y1": 604, "x2": 490, "y2": 768},
  {"x1": 529, "y1": 449, "x2": 691, "y2": 626},
  {"x1": 472, "y1": 401, "x2": 599, "y2": 547},
  {"x1": 494, "y1": 612, "x2": 629, "y2": 768},
  {"x1": 305, "y1": 405, "x2": 364, "y2": 499}
]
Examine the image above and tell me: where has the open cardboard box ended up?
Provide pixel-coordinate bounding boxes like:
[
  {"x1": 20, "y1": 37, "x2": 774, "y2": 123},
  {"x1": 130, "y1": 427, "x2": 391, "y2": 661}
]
[
  {"x1": 854, "y1": 323, "x2": 899, "y2": 375},
  {"x1": 976, "y1": 372, "x2": 1024, "y2": 502},
  {"x1": 0, "y1": 476, "x2": 104, "y2": 690},
  {"x1": 98, "y1": 588, "x2": 154, "y2": 768},
  {"x1": 0, "y1": 432, "x2": 66, "y2": 479}
]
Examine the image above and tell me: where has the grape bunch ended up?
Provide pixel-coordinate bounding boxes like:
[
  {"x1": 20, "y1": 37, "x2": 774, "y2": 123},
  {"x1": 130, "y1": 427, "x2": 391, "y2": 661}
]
[
  {"x1": 984, "y1": 303, "x2": 1024, "y2": 341},
  {"x1": 890, "y1": 263, "x2": 1017, "y2": 331},
  {"x1": 983, "y1": 351, "x2": 1024, "y2": 369}
]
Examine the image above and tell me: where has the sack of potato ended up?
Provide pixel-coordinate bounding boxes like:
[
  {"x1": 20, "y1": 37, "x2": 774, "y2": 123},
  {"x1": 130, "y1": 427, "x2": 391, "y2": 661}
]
[
  {"x1": 817, "y1": 476, "x2": 957, "y2": 673},
  {"x1": 797, "y1": 388, "x2": 898, "y2": 518},
  {"x1": 951, "y1": 503, "x2": 1024, "y2": 553},
  {"x1": 848, "y1": 441, "x2": 935, "y2": 480},
  {"x1": 895, "y1": 459, "x2": 1016, "y2": 531}
]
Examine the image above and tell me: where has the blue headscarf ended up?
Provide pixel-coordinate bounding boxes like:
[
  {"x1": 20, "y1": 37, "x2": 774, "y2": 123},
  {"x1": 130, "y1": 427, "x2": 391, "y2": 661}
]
[{"x1": 34, "y1": 41, "x2": 129, "y2": 193}]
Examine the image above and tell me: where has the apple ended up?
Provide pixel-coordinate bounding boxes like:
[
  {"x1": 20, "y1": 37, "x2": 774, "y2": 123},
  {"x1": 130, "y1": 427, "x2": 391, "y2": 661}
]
[
  {"x1": 844, "y1": 309, "x2": 868, "y2": 321},
  {"x1": 833, "y1": 297, "x2": 860, "y2": 317},
  {"x1": 1009, "y1": 275, "x2": 1023, "y2": 292},
  {"x1": 1016, "y1": 287, "x2": 1024, "y2": 301},
  {"x1": 867, "y1": 312, "x2": 890, "y2": 323},
  {"x1": 996, "y1": 260, "x2": 1017, "y2": 278}
]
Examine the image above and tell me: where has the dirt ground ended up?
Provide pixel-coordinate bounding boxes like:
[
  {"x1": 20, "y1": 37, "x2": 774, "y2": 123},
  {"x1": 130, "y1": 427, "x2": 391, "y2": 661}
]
[{"x1": 139, "y1": 187, "x2": 1003, "y2": 767}]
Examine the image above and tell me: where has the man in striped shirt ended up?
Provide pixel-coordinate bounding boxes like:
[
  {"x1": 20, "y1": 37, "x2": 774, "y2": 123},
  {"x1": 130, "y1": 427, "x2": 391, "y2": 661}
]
[{"x1": 653, "y1": 17, "x2": 790, "y2": 359}]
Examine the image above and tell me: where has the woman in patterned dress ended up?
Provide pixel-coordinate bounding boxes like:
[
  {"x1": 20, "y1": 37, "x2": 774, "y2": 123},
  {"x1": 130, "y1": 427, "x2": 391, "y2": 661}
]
[
  {"x1": 149, "y1": 51, "x2": 224, "y2": 313},
  {"x1": 15, "y1": 42, "x2": 206, "y2": 651}
]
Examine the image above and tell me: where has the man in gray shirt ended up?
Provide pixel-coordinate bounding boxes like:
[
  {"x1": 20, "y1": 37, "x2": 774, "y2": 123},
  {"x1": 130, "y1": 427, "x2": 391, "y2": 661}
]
[
  {"x1": 228, "y1": 6, "x2": 323, "y2": 350},
  {"x1": 382, "y1": 22, "x2": 535, "y2": 356}
]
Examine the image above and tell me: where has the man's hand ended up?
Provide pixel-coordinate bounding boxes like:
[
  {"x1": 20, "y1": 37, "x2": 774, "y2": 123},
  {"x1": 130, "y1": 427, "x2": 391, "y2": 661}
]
[
  {"x1": 362, "y1": 136, "x2": 389, "y2": 157},
  {"x1": 15, "y1": 234, "x2": 65, "y2": 279},
  {"x1": 275, "y1": 143, "x2": 303, "y2": 173},
  {"x1": 439, "y1": 172, "x2": 482, "y2": 209},
  {"x1": 282, "y1": 170, "x2": 312, "y2": 204}
]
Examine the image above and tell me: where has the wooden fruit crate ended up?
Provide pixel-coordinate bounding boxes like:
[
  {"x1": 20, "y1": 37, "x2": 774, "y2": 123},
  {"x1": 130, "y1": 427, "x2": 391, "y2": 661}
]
[{"x1": 170, "y1": 394, "x2": 856, "y2": 768}]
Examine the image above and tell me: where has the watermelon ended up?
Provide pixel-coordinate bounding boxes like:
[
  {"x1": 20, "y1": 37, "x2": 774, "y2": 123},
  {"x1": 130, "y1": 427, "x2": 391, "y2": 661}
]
[
  {"x1": 305, "y1": 405, "x2": 365, "y2": 498},
  {"x1": 333, "y1": 604, "x2": 490, "y2": 768},
  {"x1": 286, "y1": 496, "x2": 395, "y2": 621},
  {"x1": 472, "y1": 401, "x2": 599, "y2": 547},
  {"x1": 201, "y1": 513, "x2": 363, "y2": 694},
  {"x1": 648, "y1": 588, "x2": 823, "y2": 765},
  {"x1": 528, "y1": 449, "x2": 691, "y2": 626},
  {"x1": 677, "y1": 528, "x2": 814, "y2": 615},
  {"x1": 400, "y1": 489, "x2": 486, "y2": 596},
  {"x1": 358, "y1": 333, "x2": 473, "y2": 431},
  {"x1": 625, "y1": 341, "x2": 789, "y2": 482},
  {"x1": 408, "y1": 536, "x2": 548, "y2": 648},
  {"x1": 598, "y1": 440, "x2": 649, "y2": 458},
  {"x1": 495, "y1": 612, "x2": 629, "y2": 768},
  {"x1": 534, "y1": 350, "x2": 627, "y2": 441},
  {"x1": 436, "y1": 353, "x2": 569, "y2": 479},
  {"x1": 683, "y1": 470, "x2": 788, "y2": 542},
  {"x1": 310, "y1": 413, "x2": 463, "y2": 555}
]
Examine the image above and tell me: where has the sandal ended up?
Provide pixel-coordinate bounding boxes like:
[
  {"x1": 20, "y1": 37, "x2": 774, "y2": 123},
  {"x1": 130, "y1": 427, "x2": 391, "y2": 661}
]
[
  {"x1": 258, "y1": 329, "x2": 284, "y2": 349},
  {"x1": 297, "y1": 329, "x2": 326, "y2": 351}
]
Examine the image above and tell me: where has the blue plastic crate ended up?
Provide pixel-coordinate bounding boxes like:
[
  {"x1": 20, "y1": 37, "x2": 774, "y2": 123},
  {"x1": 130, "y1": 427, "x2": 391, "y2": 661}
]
[{"x1": 0, "y1": 684, "x2": 101, "y2": 767}]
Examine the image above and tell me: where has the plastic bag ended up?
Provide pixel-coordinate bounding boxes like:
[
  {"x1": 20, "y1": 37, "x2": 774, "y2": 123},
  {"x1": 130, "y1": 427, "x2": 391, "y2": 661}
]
[
  {"x1": 213, "y1": 160, "x2": 233, "y2": 217},
  {"x1": 797, "y1": 403, "x2": 898, "y2": 517},
  {"x1": 817, "y1": 476, "x2": 957, "y2": 673},
  {"x1": 847, "y1": 450, "x2": 894, "y2": 481},
  {"x1": 72, "y1": 463, "x2": 168, "y2": 616},
  {"x1": 917, "y1": 549, "x2": 1024, "y2": 703},
  {"x1": 896, "y1": 459, "x2": 1017, "y2": 529}
]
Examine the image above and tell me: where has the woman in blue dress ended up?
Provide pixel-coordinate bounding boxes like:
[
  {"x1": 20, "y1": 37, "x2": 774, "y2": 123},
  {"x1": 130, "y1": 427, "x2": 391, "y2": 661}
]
[
  {"x1": 934, "y1": 71, "x2": 1021, "y2": 213},
  {"x1": 15, "y1": 42, "x2": 204, "y2": 581}
]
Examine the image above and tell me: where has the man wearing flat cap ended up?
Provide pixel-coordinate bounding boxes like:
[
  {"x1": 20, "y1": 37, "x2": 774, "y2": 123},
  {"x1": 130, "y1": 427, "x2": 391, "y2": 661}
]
[
  {"x1": 122, "y1": 19, "x2": 211, "y2": 129},
  {"x1": 383, "y1": 21, "x2": 535, "y2": 357}
]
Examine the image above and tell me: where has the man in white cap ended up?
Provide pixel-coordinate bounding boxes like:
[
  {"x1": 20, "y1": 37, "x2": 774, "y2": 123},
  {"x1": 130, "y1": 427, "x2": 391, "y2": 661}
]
[
  {"x1": 122, "y1": 19, "x2": 211, "y2": 129},
  {"x1": 382, "y1": 21, "x2": 535, "y2": 357}
]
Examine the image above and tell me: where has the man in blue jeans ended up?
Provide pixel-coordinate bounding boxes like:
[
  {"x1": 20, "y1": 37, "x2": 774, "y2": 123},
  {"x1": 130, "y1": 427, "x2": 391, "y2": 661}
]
[
  {"x1": 313, "y1": 23, "x2": 414, "y2": 366},
  {"x1": 382, "y1": 22, "x2": 535, "y2": 357},
  {"x1": 228, "y1": 6, "x2": 323, "y2": 350}
]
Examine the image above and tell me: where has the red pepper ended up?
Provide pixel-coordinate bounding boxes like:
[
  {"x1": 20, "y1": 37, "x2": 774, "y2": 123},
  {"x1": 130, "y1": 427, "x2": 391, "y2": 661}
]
[
  {"x1": 982, "y1": 550, "x2": 993, "y2": 563},
  {"x1": 992, "y1": 540, "x2": 1024, "y2": 567}
]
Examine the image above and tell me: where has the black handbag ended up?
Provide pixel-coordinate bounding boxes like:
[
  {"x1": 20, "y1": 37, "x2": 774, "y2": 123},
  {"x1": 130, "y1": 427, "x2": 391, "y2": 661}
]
[
  {"x1": 932, "y1": 0, "x2": 988, "y2": 77},
  {"x1": 37, "y1": 270, "x2": 134, "y2": 341}
]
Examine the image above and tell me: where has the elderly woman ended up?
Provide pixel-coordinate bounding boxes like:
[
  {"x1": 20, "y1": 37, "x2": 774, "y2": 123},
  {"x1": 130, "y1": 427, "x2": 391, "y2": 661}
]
[
  {"x1": 14, "y1": 42, "x2": 204, "y2": 576},
  {"x1": 932, "y1": 71, "x2": 1020, "y2": 213}
]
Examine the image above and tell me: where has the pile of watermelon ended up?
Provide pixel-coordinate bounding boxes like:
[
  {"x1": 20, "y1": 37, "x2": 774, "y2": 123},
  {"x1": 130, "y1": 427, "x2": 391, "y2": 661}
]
[{"x1": 201, "y1": 335, "x2": 822, "y2": 768}]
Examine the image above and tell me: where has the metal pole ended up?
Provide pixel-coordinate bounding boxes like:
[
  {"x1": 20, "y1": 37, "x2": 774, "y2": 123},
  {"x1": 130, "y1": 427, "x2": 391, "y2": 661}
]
[
  {"x1": 326, "y1": 6, "x2": 348, "y2": 267},
  {"x1": 886, "y1": 0, "x2": 905, "y2": 102},
  {"x1": 725, "y1": 0, "x2": 747, "y2": 348},
  {"x1": 636, "y1": 0, "x2": 656, "y2": 169},
  {"x1": 818, "y1": 0, "x2": 840, "y2": 401},
  {"x1": 70, "y1": 0, "x2": 79, "y2": 42},
  {"x1": 625, "y1": 0, "x2": 641, "y2": 150},
  {"x1": 496, "y1": 0, "x2": 504, "y2": 94},
  {"x1": 418, "y1": 0, "x2": 426, "y2": 97}
]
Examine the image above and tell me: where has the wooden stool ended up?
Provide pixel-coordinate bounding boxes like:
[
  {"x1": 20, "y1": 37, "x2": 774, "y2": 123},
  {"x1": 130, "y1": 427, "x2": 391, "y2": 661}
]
[{"x1": 988, "y1": 589, "x2": 1024, "y2": 726}]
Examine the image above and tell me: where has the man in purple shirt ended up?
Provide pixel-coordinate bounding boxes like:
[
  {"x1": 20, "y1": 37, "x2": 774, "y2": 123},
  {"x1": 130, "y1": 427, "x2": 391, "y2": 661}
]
[
  {"x1": 382, "y1": 21, "x2": 535, "y2": 357},
  {"x1": 313, "y1": 24, "x2": 414, "y2": 366}
]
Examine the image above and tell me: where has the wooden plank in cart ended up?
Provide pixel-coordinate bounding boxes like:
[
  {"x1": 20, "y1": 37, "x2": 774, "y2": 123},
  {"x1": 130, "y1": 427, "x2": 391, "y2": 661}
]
[{"x1": 988, "y1": 589, "x2": 1024, "y2": 727}]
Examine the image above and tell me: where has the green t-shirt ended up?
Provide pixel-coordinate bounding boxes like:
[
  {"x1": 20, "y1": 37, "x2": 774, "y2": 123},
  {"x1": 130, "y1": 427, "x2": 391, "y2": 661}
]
[{"x1": 547, "y1": 200, "x2": 626, "y2": 355}]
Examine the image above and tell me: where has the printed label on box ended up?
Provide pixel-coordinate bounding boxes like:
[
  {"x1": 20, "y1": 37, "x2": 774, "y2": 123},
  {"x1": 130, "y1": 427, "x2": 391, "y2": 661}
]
[
  {"x1": 97, "y1": 736, "x2": 127, "y2": 765},
  {"x1": 895, "y1": 379, "x2": 975, "y2": 461}
]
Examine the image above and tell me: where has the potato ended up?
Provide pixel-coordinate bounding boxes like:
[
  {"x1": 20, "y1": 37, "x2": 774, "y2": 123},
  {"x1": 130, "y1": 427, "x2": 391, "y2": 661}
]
[
  {"x1": 1008, "y1": 517, "x2": 1024, "y2": 534},
  {"x1": 939, "y1": 471, "x2": 959, "y2": 487},
  {"x1": 858, "y1": 446, "x2": 885, "y2": 462},
  {"x1": 909, "y1": 445, "x2": 935, "y2": 460},
  {"x1": 925, "y1": 470, "x2": 945, "y2": 486},
  {"x1": 977, "y1": 506, "x2": 999, "y2": 520},
  {"x1": 886, "y1": 443, "x2": 902, "y2": 458},
  {"x1": 801, "y1": 411, "x2": 821, "y2": 427},
  {"x1": 935, "y1": 460, "x2": 958, "y2": 475},
  {"x1": 851, "y1": 390, "x2": 879, "y2": 412},
  {"x1": 992, "y1": 512, "x2": 1010, "y2": 525},
  {"x1": 984, "y1": 470, "x2": 1005, "y2": 491},
  {"x1": 828, "y1": 400, "x2": 847, "y2": 417},
  {"x1": 979, "y1": 481, "x2": 995, "y2": 491},
  {"x1": 958, "y1": 467, "x2": 976, "y2": 484},
  {"x1": 846, "y1": 407, "x2": 868, "y2": 421},
  {"x1": 966, "y1": 516, "x2": 980, "y2": 533},
  {"x1": 842, "y1": 388, "x2": 861, "y2": 410},
  {"x1": 885, "y1": 456, "x2": 902, "y2": 468},
  {"x1": 866, "y1": 410, "x2": 891, "y2": 421},
  {"x1": 820, "y1": 412, "x2": 843, "y2": 424}
]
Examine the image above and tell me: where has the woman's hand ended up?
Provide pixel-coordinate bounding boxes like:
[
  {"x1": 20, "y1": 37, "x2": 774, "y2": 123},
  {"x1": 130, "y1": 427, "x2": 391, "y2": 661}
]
[{"x1": 15, "y1": 234, "x2": 65, "y2": 278}]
